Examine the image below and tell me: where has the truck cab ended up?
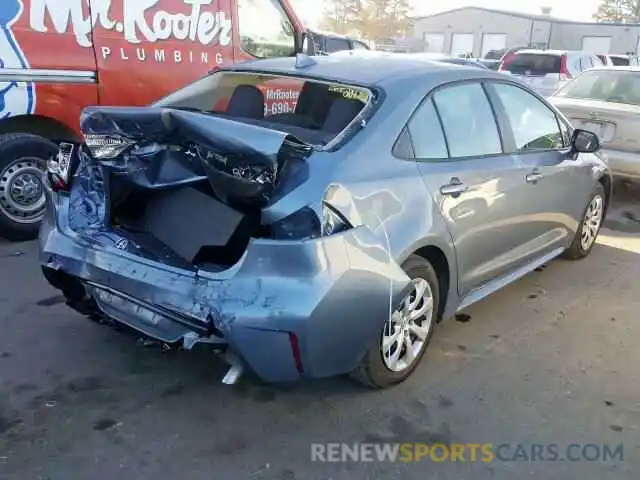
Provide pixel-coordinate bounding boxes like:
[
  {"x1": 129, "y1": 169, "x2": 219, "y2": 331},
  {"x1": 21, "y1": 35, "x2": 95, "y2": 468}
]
[
  {"x1": 0, "y1": 0, "x2": 305, "y2": 241},
  {"x1": 305, "y1": 30, "x2": 370, "y2": 56}
]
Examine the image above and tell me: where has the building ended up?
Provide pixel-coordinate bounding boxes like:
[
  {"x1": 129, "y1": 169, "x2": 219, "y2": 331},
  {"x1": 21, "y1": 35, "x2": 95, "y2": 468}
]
[{"x1": 412, "y1": 7, "x2": 640, "y2": 58}]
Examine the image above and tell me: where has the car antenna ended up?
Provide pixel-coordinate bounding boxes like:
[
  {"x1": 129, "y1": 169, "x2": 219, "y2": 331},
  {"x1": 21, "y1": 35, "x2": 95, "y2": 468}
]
[{"x1": 295, "y1": 53, "x2": 317, "y2": 69}]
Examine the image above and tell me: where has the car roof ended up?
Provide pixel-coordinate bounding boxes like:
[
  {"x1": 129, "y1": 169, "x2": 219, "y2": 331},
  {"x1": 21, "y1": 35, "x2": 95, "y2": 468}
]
[
  {"x1": 223, "y1": 52, "x2": 502, "y2": 87},
  {"x1": 588, "y1": 65, "x2": 640, "y2": 72}
]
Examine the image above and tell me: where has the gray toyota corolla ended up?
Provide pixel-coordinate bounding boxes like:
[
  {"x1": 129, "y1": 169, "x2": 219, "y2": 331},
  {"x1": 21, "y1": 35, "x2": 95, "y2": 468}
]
[{"x1": 39, "y1": 52, "x2": 611, "y2": 388}]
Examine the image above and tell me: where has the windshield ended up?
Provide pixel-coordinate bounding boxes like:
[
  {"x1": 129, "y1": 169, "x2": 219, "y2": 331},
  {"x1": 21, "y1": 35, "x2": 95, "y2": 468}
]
[
  {"x1": 502, "y1": 53, "x2": 561, "y2": 75},
  {"x1": 154, "y1": 72, "x2": 374, "y2": 147},
  {"x1": 555, "y1": 70, "x2": 640, "y2": 106}
]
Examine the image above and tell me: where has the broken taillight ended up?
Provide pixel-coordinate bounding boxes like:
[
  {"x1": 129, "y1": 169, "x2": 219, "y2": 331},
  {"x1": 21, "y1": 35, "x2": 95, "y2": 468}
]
[
  {"x1": 267, "y1": 203, "x2": 352, "y2": 240},
  {"x1": 84, "y1": 134, "x2": 135, "y2": 159},
  {"x1": 47, "y1": 142, "x2": 76, "y2": 192}
]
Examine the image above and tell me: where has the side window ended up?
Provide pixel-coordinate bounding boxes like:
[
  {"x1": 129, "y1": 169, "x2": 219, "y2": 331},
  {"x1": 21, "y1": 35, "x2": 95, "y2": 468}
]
[
  {"x1": 237, "y1": 0, "x2": 296, "y2": 58},
  {"x1": 325, "y1": 37, "x2": 352, "y2": 53},
  {"x1": 493, "y1": 82, "x2": 564, "y2": 151},
  {"x1": 352, "y1": 41, "x2": 369, "y2": 50},
  {"x1": 405, "y1": 98, "x2": 448, "y2": 159},
  {"x1": 432, "y1": 83, "x2": 502, "y2": 157}
]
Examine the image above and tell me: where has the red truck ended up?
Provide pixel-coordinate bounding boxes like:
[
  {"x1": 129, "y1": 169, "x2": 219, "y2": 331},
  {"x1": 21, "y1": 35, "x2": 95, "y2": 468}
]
[{"x1": 0, "y1": 0, "x2": 306, "y2": 240}]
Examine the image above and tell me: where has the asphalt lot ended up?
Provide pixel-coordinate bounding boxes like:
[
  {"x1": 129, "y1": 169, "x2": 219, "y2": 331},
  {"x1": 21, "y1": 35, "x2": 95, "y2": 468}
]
[{"x1": 1, "y1": 183, "x2": 640, "y2": 480}]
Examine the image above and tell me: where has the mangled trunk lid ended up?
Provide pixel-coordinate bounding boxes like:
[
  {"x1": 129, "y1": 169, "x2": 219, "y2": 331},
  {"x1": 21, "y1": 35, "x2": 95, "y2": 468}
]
[{"x1": 70, "y1": 107, "x2": 312, "y2": 268}]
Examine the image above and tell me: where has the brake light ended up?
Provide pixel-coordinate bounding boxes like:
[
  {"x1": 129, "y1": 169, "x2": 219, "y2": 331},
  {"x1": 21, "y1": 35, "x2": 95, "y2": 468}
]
[
  {"x1": 499, "y1": 52, "x2": 515, "y2": 71},
  {"x1": 559, "y1": 54, "x2": 572, "y2": 81},
  {"x1": 289, "y1": 332, "x2": 304, "y2": 374}
]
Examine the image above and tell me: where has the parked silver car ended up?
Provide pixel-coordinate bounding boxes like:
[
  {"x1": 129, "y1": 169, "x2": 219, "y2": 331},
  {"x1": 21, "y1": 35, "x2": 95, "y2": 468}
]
[
  {"x1": 550, "y1": 66, "x2": 640, "y2": 181},
  {"x1": 40, "y1": 54, "x2": 611, "y2": 389}
]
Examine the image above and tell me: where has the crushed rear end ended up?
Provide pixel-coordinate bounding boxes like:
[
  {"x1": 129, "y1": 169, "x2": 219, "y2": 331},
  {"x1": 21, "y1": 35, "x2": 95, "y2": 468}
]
[{"x1": 39, "y1": 104, "x2": 409, "y2": 384}]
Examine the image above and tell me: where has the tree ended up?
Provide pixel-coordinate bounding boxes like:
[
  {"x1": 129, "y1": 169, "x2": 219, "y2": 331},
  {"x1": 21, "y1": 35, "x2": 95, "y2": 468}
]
[
  {"x1": 319, "y1": 0, "x2": 364, "y2": 35},
  {"x1": 594, "y1": 0, "x2": 640, "y2": 23},
  {"x1": 319, "y1": 0, "x2": 413, "y2": 40}
]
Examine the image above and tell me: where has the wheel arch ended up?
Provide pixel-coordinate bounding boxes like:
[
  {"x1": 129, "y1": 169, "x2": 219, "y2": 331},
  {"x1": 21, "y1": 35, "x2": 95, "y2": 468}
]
[
  {"x1": 0, "y1": 115, "x2": 80, "y2": 143},
  {"x1": 597, "y1": 173, "x2": 612, "y2": 218},
  {"x1": 412, "y1": 244, "x2": 453, "y2": 323}
]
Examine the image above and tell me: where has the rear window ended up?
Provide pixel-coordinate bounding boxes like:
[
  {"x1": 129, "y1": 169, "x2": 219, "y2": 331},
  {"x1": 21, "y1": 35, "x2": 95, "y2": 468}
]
[
  {"x1": 503, "y1": 53, "x2": 562, "y2": 75},
  {"x1": 154, "y1": 72, "x2": 374, "y2": 148},
  {"x1": 555, "y1": 70, "x2": 640, "y2": 106},
  {"x1": 485, "y1": 49, "x2": 506, "y2": 60},
  {"x1": 610, "y1": 56, "x2": 630, "y2": 66}
]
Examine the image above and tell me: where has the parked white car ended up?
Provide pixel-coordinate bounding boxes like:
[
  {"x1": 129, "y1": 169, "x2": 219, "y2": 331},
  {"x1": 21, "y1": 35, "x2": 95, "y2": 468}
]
[{"x1": 499, "y1": 50, "x2": 604, "y2": 97}]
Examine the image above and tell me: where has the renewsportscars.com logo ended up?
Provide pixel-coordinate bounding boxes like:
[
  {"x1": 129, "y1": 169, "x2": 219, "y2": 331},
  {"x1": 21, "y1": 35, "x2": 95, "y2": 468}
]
[{"x1": 311, "y1": 442, "x2": 625, "y2": 463}]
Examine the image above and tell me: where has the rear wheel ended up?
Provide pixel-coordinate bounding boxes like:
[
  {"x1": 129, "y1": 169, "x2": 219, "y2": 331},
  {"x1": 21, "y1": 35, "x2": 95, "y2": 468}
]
[
  {"x1": 563, "y1": 183, "x2": 605, "y2": 260},
  {"x1": 351, "y1": 254, "x2": 440, "y2": 388},
  {"x1": 0, "y1": 133, "x2": 57, "y2": 241}
]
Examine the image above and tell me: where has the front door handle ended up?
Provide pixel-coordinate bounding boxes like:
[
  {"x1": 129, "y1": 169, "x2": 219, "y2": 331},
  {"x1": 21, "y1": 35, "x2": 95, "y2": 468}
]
[
  {"x1": 526, "y1": 169, "x2": 544, "y2": 184},
  {"x1": 440, "y1": 177, "x2": 468, "y2": 197}
]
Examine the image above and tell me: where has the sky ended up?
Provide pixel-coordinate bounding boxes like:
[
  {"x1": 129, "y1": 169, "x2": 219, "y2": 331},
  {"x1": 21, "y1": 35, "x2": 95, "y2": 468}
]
[{"x1": 290, "y1": 0, "x2": 603, "y2": 28}]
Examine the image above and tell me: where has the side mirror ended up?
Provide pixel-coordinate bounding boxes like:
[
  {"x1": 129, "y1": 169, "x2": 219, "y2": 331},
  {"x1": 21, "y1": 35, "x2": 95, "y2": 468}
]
[{"x1": 571, "y1": 128, "x2": 600, "y2": 154}]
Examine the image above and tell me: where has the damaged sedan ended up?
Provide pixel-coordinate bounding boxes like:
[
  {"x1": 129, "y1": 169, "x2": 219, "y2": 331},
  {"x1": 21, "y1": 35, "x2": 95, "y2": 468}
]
[{"x1": 39, "y1": 53, "x2": 611, "y2": 388}]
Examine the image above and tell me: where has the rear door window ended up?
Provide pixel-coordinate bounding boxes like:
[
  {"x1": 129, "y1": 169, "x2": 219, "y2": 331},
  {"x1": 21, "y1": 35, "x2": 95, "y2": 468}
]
[
  {"x1": 432, "y1": 83, "x2": 503, "y2": 157},
  {"x1": 405, "y1": 99, "x2": 448, "y2": 159},
  {"x1": 503, "y1": 53, "x2": 561, "y2": 75}
]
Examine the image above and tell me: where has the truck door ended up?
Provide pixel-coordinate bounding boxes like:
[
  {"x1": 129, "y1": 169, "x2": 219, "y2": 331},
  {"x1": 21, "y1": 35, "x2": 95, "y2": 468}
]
[{"x1": 89, "y1": 0, "x2": 235, "y2": 107}]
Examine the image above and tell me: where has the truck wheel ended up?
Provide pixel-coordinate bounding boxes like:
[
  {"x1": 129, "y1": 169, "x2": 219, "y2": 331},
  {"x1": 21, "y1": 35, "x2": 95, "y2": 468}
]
[
  {"x1": 0, "y1": 133, "x2": 58, "y2": 242},
  {"x1": 351, "y1": 254, "x2": 440, "y2": 388}
]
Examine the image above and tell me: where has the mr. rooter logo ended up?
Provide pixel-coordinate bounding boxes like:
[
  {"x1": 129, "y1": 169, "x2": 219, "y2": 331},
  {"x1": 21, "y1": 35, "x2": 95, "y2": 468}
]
[{"x1": 28, "y1": 0, "x2": 233, "y2": 48}]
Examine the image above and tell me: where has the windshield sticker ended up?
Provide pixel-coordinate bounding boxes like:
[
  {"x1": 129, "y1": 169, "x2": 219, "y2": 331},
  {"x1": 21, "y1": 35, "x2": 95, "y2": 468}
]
[{"x1": 328, "y1": 86, "x2": 368, "y2": 103}]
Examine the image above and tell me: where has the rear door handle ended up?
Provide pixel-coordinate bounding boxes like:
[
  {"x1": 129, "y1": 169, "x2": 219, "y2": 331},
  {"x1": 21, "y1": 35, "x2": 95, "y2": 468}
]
[
  {"x1": 440, "y1": 177, "x2": 468, "y2": 197},
  {"x1": 526, "y1": 170, "x2": 544, "y2": 184}
]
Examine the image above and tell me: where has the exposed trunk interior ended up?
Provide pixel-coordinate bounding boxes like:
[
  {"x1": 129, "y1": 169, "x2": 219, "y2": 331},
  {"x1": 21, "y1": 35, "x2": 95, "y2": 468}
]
[{"x1": 79, "y1": 107, "x2": 313, "y2": 270}]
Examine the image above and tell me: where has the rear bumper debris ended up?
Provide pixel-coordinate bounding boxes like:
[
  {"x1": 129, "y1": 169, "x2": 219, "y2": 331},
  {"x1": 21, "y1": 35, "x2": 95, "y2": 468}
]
[{"x1": 39, "y1": 188, "x2": 410, "y2": 384}]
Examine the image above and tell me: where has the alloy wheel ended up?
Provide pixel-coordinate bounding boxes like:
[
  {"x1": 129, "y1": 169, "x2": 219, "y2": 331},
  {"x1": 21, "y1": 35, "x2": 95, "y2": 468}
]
[
  {"x1": 580, "y1": 194, "x2": 604, "y2": 251},
  {"x1": 381, "y1": 277, "x2": 434, "y2": 372}
]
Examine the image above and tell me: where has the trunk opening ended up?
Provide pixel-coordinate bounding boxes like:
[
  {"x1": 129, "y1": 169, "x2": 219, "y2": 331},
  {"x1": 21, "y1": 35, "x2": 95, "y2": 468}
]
[{"x1": 74, "y1": 107, "x2": 313, "y2": 271}]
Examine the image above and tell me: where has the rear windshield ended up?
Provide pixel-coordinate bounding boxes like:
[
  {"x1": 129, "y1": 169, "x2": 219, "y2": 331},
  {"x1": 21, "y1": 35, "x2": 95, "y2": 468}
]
[
  {"x1": 503, "y1": 53, "x2": 561, "y2": 75},
  {"x1": 154, "y1": 72, "x2": 373, "y2": 148},
  {"x1": 485, "y1": 49, "x2": 506, "y2": 60},
  {"x1": 610, "y1": 56, "x2": 630, "y2": 66},
  {"x1": 555, "y1": 70, "x2": 640, "y2": 106}
]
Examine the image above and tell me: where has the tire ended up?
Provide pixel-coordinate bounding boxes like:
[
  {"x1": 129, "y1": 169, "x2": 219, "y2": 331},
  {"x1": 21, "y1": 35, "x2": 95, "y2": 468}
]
[
  {"x1": 562, "y1": 183, "x2": 606, "y2": 260},
  {"x1": 0, "y1": 133, "x2": 58, "y2": 242},
  {"x1": 351, "y1": 254, "x2": 440, "y2": 389}
]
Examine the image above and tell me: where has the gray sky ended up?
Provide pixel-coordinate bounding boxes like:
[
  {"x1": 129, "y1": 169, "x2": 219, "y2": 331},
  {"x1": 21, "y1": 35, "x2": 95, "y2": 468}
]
[{"x1": 291, "y1": 0, "x2": 601, "y2": 27}]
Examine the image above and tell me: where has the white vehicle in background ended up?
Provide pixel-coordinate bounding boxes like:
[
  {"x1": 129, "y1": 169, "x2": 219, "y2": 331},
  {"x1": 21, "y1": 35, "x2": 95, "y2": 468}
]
[
  {"x1": 550, "y1": 66, "x2": 640, "y2": 182},
  {"x1": 499, "y1": 50, "x2": 604, "y2": 97}
]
